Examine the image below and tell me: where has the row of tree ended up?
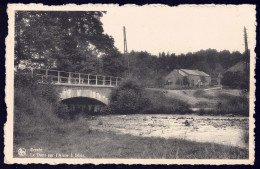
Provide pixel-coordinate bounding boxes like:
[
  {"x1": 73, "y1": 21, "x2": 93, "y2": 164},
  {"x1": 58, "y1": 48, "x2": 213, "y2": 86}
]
[
  {"x1": 15, "y1": 11, "x2": 248, "y2": 89},
  {"x1": 123, "y1": 50, "x2": 247, "y2": 88}
]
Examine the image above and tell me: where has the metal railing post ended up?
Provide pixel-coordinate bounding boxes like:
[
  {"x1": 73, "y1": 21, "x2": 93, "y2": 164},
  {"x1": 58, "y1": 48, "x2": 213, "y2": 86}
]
[
  {"x1": 68, "y1": 72, "x2": 71, "y2": 84},
  {"x1": 34, "y1": 68, "x2": 122, "y2": 87},
  {"x1": 58, "y1": 71, "x2": 60, "y2": 84}
]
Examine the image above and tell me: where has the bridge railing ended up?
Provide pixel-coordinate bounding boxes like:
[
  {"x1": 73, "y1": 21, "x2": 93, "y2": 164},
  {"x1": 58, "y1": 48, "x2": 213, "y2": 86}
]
[{"x1": 32, "y1": 68, "x2": 121, "y2": 87}]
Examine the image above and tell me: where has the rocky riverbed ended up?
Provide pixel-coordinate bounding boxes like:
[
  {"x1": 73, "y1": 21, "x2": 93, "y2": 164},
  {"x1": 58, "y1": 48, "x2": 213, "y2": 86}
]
[{"x1": 87, "y1": 114, "x2": 249, "y2": 149}]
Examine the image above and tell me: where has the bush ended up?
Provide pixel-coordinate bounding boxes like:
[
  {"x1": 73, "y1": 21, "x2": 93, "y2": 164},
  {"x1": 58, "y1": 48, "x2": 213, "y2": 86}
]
[
  {"x1": 216, "y1": 95, "x2": 249, "y2": 116},
  {"x1": 142, "y1": 90, "x2": 191, "y2": 114},
  {"x1": 14, "y1": 72, "x2": 70, "y2": 135},
  {"x1": 14, "y1": 71, "x2": 90, "y2": 148},
  {"x1": 108, "y1": 78, "x2": 149, "y2": 114},
  {"x1": 14, "y1": 86, "x2": 59, "y2": 141},
  {"x1": 15, "y1": 73, "x2": 59, "y2": 103},
  {"x1": 222, "y1": 71, "x2": 249, "y2": 90},
  {"x1": 197, "y1": 94, "x2": 249, "y2": 116},
  {"x1": 105, "y1": 78, "x2": 191, "y2": 115}
]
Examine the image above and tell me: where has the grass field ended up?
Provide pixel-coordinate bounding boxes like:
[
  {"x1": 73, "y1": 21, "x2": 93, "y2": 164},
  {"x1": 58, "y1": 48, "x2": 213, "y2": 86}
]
[{"x1": 163, "y1": 88, "x2": 245, "y2": 106}]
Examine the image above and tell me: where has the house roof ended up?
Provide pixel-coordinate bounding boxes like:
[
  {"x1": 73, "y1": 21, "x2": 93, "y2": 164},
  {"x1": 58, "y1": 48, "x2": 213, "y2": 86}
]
[
  {"x1": 193, "y1": 70, "x2": 210, "y2": 77},
  {"x1": 178, "y1": 69, "x2": 187, "y2": 76},
  {"x1": 179, "y1": 69, "x2": 210, "y2": 77},
  {"x1": 180, "y1": 69, "x2": 200, "y2": 76},
  {"x1": 226, "y1": 61, "x2": 249, "y2": 73}
]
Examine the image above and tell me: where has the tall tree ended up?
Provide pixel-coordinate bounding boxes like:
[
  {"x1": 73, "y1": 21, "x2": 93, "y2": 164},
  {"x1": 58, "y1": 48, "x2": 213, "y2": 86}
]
[
  {"x1": 102, "y1": 49, "x2": 125, "y2": 77},
  {"x1": 15, "y1": 11, "x2": 124, "y2": 75}
]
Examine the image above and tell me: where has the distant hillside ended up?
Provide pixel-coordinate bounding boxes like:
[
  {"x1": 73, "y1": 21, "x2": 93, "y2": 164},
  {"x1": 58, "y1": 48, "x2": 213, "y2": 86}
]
[{"x1": 124, "y1": 49, "x2": 246, "y2": 88}]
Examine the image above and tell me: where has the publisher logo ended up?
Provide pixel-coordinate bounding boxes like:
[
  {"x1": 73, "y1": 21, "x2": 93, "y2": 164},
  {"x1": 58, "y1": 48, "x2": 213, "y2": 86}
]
[{"x1": 18, "y1": 148, "x2": 26, "y2": 157}]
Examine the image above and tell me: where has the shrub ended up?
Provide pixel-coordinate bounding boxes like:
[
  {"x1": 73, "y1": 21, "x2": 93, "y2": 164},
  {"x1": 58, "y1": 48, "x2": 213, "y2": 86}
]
[
  {"x1": 216, "y1": 95, "x2": 249, "y2": 116},
  {"x1": 197, "y1": 93, "x2": 249, "y2": 116},
  {"x1": 222, "y1": 71, "x2": 249, "y2": 90},
  {"x1": 14, "y1": 71, "x2": 91, "y2": 148},
  {"x1": 142, "y1": 90, "x2": 191, "y2": 114},
  {"x1": 108, "y1": 78, "x2": 149, "y2": 114},
  {"x1": 14, "y1": 86, "x2": 59, "y2": 141},
  {"x1": 105, "y1": 78, "x2": 191, "y2": 115},
  {"x1": 14, "y1": 71, "x2": 71, "y2": 136},
  {"x1": 15, "y1": 72, "x2": 59, "y2": 103}
]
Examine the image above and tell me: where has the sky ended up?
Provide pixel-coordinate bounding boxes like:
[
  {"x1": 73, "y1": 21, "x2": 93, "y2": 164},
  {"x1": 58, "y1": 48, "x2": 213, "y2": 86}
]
[{"x1": 101, "y1": 5, "x2": 256, "y2": 56}]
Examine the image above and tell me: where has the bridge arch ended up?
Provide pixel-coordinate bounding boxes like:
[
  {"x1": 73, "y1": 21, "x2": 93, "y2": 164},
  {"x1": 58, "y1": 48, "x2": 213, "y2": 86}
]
[{"x1": 60, "y1": 89, "x2": 109, "y2": 105}]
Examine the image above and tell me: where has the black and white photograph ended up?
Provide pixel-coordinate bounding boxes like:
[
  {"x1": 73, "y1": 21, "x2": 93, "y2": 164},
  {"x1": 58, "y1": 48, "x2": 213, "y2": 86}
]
[{"x1": 5, "y1": 4, "x2": 255, "y2": 164}]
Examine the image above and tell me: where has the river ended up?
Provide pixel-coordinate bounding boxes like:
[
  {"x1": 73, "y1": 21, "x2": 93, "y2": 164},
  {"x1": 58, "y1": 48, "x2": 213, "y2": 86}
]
[{"x1": 87, "y1": 114, "x2": 249, "y2": 149}]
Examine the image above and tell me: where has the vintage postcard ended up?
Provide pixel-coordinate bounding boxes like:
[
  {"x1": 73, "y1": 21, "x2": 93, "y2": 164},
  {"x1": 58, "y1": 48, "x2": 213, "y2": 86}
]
[{"x1": 5, "y1": 4, "x2": 256, "y2": 164}]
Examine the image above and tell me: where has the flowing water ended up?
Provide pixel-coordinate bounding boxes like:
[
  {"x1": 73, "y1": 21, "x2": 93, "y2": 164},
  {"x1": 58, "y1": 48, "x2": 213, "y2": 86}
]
[{"x1": 88, "y1": 114, "x2": 249, "y2": 148}]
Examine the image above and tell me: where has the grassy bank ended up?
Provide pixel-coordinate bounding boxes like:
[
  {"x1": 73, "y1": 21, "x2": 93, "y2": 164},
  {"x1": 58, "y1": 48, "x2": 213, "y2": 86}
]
[
  {"x1": 14, "y1": 120, "x2": 248, "y2": 159},
  {"x1": 193, "y1": 90, "x2": 249, "y2": 116}
]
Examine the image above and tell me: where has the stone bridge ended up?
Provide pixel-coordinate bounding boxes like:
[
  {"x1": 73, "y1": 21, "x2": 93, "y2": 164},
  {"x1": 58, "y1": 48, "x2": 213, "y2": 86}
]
[
  {"x1": 57, "y1": 84, "x2": 113, "y2": 105},
  {"x1": 33, "y1": 68, "x2": 121, "y2": 106}
]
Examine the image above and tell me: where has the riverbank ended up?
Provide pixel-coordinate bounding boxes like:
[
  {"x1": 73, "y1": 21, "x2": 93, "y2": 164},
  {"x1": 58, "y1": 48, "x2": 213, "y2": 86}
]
[
  {"x1": 14, "y1": 122, "x2": 248, "y2": 159},
  {"x1": 14, "y1": 113, "x2": 249, "y2": 159}
]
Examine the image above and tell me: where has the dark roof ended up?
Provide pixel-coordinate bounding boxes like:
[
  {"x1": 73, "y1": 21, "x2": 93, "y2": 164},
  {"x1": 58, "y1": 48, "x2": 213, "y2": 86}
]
[
  {"x1": 226, "y1": 61, "x2": 249, "y2": 73},
  {"x1": 179, "y1": 69, "x2": 210, "y2": 77}
]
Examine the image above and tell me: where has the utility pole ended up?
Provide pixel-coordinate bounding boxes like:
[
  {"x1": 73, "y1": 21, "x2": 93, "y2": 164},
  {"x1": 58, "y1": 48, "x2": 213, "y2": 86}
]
[
  {"x1": 244, "y1": 27, "x2": 249, "y2": 58},
  {"x1": 123, "y1": 26, "x2": 130, "y2": 75}
]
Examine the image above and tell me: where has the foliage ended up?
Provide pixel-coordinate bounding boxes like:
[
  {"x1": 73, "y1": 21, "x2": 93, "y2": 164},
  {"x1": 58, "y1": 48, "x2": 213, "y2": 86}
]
[
  {"x1": 15, "y1": 11, "x2": 125, "y2": 76},
  {"x1": 216, "y1": 94, "x2": 249, "y2": 116},
  {"x1": 123, "y1": 51, "x2": 167, "y2": 88},
  {"x1": 109, "y1": 78, "x2": 149, "y2": 114},
  {"x1": 14, "y1": 72, "x2": 69, "y2": 121},
  {"x1": 14, "y1": 71, "x2": 93, "y2": 148},
  {"x1": 107, "y1": 78, "x2": 191, "y2": 115},
  {"x1": 15, "y1": 72, "x2": 59, "y2": 102},
  {"x1": 15, "y1": 11, "x2": 247, "y2": 87},
  {"x1": 14, "y1": 73, "x2": 57, "y2": 140},
  {"x1": 222, "y1": 71, "x2": 249, "y2": 89},
  {"x1": 197, "y1": 94, "x2": 249, "y2": 116},
  {"x1": 142, "y1": 91, "x2": 191, "y2": 114},
  {"x1": 102, "y1": 50, "x2": 126, "y2": 77},
  {"x1": 123, "y1": 50, "x2": 246, "y2": 88},
  {"x1": 15, "y1": 11, "x2": 247, "y2": 85}
]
